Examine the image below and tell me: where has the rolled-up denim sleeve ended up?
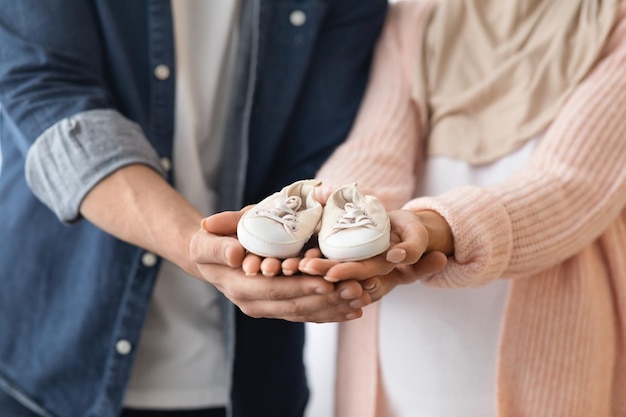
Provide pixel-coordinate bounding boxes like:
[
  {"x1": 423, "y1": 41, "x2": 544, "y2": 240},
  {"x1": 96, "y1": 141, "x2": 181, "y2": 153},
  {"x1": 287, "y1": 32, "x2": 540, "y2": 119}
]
[{"x1": 25, "y1": 109, "x2": 166, "y2": 223}]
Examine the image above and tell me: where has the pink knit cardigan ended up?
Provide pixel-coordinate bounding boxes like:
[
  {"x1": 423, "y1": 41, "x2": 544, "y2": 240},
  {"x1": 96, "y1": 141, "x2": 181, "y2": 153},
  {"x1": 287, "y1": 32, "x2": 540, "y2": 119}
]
[{"x1": 315, "y1": 1, "x2": 626, "y2": 416}]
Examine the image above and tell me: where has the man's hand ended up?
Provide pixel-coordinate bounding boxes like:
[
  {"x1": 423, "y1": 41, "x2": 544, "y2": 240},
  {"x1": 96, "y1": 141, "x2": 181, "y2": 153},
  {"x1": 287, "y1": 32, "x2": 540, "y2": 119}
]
[{"x1": 193, "y1": 210, "x2": 371, "y2": 323}]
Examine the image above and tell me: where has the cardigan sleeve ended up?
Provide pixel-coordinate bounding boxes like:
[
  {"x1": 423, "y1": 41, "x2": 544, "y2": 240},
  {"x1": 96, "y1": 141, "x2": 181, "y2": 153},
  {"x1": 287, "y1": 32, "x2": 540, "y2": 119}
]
[
  {"x1": 405, "y1": 10, "x2": 626, "y2": 288},
  {"x1": 315, "y1": 1, "x2": 433, "y2": 211}
]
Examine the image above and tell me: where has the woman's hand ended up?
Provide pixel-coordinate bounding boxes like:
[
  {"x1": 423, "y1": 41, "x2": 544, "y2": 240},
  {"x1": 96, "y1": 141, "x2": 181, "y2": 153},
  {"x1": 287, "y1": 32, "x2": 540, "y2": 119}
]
[
  {"x1": 299, "y1": 209, "x2": 450, "y2": 301},
  {"x1": 300, "y1": 249, "x2": 447, "y2": 302}
]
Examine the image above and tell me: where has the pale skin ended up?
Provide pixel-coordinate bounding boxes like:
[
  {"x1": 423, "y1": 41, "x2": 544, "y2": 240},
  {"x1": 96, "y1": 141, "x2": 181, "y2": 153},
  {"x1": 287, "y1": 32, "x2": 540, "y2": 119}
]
[
  {"x1": 79, "y1": 164, "x2": 369, "y2": 323},
  {"x1": 203, "y1": 189, "x2": 453, "y2": 300}
]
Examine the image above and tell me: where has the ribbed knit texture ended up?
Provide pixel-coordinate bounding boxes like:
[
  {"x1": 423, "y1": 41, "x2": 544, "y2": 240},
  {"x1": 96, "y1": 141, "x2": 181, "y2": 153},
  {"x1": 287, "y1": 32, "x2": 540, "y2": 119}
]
[
  {"x1": 316, "y1": 1, "x2": 626, "y2": 416},
  {"x1": 318, "y1": 4, "x2": 433, "y2": 417}
]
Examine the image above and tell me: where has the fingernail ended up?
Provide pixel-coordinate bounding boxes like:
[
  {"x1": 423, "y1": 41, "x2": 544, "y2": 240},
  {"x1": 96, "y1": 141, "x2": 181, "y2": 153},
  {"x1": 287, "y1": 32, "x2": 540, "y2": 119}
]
[
  {"x1": 245, "y1": 271, "x2": 257, "y2": 277},
  {"x1": 345, "y1": 312, "x2": 358, "y2": 320},
  {"x1": 349, "y1": 299, "x2": 364, "y2": 309},
  {"x1": 386, "y1": 248, "x2": 406, "y2": 263},
  {"x1": 339, "y1": 288, "x2": 352, "y2": 300},
  {"x1": 283, "y1": 269, "x2": 296, "y2": 276},
  {"x1": 316, "y1": 286, "x2": 332, "y2": 295},
  {"x1": 302, "y1": 266, "x2": 322, "y2": 275},
  {"x1": 363, "y1": 282, "x2": 377, "y2": 291},
  {"x1": 262, "y1": 271, "x2": 276, "y2": 277}
]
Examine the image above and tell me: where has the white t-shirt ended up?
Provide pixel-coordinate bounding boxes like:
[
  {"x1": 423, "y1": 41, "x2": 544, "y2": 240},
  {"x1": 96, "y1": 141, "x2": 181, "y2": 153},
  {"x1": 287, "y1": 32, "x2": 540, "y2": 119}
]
[{"x1": 124, "y1": 1, "x2": 240, "y2": 409}]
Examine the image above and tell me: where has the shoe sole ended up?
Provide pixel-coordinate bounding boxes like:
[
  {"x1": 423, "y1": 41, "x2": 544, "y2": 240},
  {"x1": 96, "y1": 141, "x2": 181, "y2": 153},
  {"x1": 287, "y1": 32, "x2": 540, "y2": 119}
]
[
  {"x1": 319, "y1": 231, "x2": 390, "y2": 262},
  {"x1": 237, "y1": 221, "x2": 310, "y2": 259}
]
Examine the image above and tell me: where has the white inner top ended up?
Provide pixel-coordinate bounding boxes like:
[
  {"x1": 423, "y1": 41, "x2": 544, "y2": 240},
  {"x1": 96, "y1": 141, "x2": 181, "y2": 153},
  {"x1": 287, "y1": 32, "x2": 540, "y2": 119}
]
[
  {"x1": 124, "y1": 0, "x2": 239, "y2": 409},
  {"x1": 379, "y1": 136, "x2": 540, "y2": 417},
  {"x1": 304, "y1": 136, "x2": 540, "y2": 417}
]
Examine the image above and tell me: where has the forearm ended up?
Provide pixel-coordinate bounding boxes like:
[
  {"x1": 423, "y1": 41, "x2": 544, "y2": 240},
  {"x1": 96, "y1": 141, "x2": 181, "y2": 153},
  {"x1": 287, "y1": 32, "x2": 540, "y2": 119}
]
[
  {"x1": 25, "y1": 109, "x2": 167, "y2": 222},
  {"x1": 80, "y1": 164, "x2": 202, "y2": 277}
]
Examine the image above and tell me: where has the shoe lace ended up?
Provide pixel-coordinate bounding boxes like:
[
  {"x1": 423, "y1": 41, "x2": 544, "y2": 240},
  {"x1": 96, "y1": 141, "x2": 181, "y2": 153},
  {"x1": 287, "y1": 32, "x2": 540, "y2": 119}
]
[
  {"x1": 256, "y1": 196, "x2": 302, "y2": 231},
  {"x1": 332, "y1": 203, "x2": 375, "y2": 230}
]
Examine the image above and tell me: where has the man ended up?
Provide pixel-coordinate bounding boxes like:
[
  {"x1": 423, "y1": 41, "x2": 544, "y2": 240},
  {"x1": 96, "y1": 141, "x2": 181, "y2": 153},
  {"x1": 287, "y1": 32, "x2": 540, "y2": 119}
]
[{"x1": 0, "y1": 1, "x2": 386, "y2": 416}]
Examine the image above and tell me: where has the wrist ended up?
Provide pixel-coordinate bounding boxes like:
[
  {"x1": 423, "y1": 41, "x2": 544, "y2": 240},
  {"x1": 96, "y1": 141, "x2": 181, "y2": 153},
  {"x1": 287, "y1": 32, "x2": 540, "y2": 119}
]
[
  {"x1": 414, "y1": 210, "x2": 454, "y2": 256},
  {"x1": 80, "y1": 164, "x2": 204, "y2": 275}
]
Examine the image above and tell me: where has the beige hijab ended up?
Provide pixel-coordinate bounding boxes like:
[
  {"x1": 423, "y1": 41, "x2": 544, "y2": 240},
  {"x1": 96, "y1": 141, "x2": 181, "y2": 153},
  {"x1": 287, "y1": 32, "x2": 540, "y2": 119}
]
[{"x1": 413, "y1": 0, "x2": 618, "y2": 163}]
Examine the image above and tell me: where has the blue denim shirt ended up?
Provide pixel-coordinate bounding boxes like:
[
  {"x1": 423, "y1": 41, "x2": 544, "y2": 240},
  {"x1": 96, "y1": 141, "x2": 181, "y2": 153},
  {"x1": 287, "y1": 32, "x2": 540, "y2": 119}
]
[{"x1": 0, "y1": 1, "x2": 386, "y2": 416}]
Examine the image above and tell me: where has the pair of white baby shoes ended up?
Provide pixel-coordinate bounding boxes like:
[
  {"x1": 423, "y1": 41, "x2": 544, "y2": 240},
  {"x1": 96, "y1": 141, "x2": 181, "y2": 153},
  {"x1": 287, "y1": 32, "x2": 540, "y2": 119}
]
[{"x1": 237, "y1": 179, "x2": 390, "y2": 261}]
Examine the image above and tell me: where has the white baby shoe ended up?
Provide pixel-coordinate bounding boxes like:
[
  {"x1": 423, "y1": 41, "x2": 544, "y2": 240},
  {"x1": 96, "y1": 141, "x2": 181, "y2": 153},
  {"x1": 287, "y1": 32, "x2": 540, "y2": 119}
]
[
  {"x1": 319, "y1": 184, "x2": 390, "y2": 261},
  {"x1": 237, "y1": 179, "x2": 323, "y2": 258}
]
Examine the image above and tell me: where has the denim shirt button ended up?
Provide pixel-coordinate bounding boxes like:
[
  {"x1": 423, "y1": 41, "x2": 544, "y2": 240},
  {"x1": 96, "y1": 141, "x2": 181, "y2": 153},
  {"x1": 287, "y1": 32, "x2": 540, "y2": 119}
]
[
  {"x1": 141, "y1": 252, "x2": 158, "y2": 268},
  {"x1": 160, "y1": 156, "x2": 172, "y2": 172},
  {"x1": 289, "y1": 10, "x2": 306, "y2": 27},
  {"x1": 115, "y1": 339, "x2": 132, "y2": 355},
  {"x1": 154, "y1": 64, "x2": 171, "y2": 80}
]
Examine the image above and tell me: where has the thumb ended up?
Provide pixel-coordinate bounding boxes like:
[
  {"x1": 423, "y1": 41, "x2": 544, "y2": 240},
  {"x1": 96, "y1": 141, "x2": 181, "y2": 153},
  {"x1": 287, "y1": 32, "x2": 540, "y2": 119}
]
[
  {"x1": 191, "y1": 227, "x2": 246, "y2": 268},
  {"x1": 196, "y1": 208, "x2": 254, "y2": 267},
  {"x1": 201, "y1": 210, "x2": 244, "y2": 236},
  {"x1": 385, "y1": 209, "x2": 429, "y2": 265}
]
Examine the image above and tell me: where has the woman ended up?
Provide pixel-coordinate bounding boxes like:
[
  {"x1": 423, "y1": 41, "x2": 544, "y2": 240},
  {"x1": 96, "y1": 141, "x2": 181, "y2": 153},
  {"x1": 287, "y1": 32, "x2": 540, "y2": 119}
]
[{"x1": 301, "y1": 0, "x2": 626, "y2": 415}]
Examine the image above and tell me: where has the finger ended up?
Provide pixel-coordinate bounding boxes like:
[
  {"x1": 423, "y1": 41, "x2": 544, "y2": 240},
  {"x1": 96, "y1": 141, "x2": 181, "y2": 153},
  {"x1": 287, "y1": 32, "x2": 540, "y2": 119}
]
[
  {"x1": 363, "y1": 253, "x2": 447, "y2": 301},
  {"x1": 201, "y1": 211, "x2": 243, "y2": 236},
  {"x1": 242, "y1": 253, "x2": 262, "y2": 275},
  {"x1": 361, "y1": 277, "x2": 380, "y2": 293},
  {"x1": 385, "y1": 210, "x2": 429, "y2": 264},
  {"x1": 385, "y1": 247, "x2": 408, "y2": 263},
  {"x1": 360, "y1": 276, "x2": 386, "y2": 302},
  {"x1": 238, "y1": 291, "x2": 370, "y2": 323},
  {"x1": 281, "y1": 257, "x2": 301, "y2": 276},
  {"x1": 303, "y1": 247, "x2": 323, "y2": 258},
  {"x1": 260, "y1": 257, "x2": 282, "y2": 276},
  {"x1": 335, "y1": 280, "x2": 364, "y2": 300},
  {"x1": 299, "y1": 257, "x2": 340, "y2": 276},
  {"x1": 363, "y1": 274, "x2": 398, "y2": 302},
  {"x1": 322, "y1": 254, "x2": 395, "y2": 282},
  {"x1": 216, "y1": 272, "x2": 335, "y2": 303},
  {"x1": 190, "y1": 230, "x2": 246, "y2": 268}
]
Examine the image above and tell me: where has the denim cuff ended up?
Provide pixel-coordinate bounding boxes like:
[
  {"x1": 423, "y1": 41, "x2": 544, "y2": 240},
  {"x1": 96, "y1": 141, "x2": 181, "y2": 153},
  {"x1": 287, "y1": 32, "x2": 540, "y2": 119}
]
[{"x1": 25, "y1": 109, "x2": 166, "y2": 223}]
